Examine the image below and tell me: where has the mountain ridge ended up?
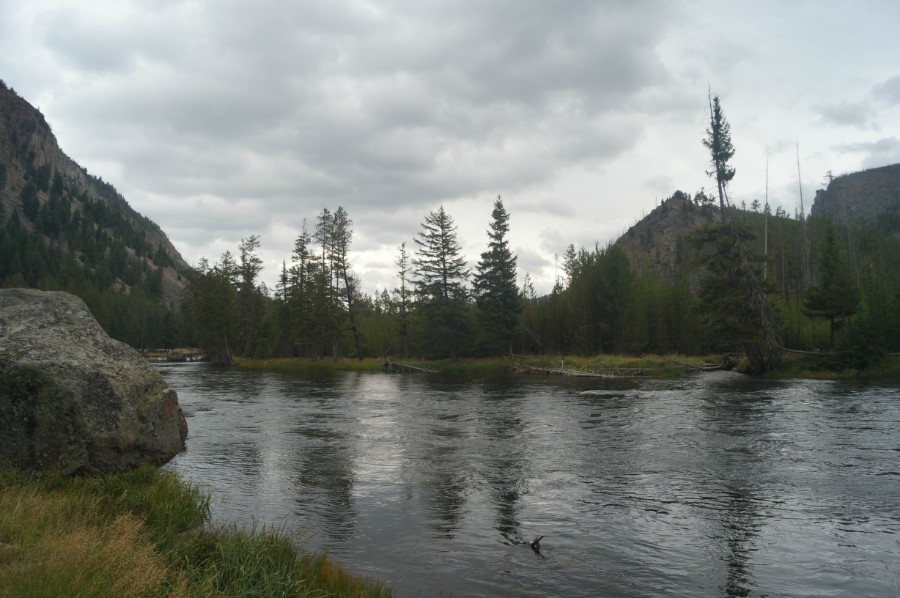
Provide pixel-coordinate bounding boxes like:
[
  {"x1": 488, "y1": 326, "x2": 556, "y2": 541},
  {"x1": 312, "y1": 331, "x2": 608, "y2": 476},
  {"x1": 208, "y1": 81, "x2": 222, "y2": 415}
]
[{"x1": 0, "y1": 80, "x2": 189, "y2": 306}]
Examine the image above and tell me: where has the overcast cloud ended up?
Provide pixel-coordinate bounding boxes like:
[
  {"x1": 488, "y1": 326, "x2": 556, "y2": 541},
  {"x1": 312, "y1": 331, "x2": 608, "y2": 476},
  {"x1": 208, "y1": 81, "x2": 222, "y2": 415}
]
[{"x1": 2, "y1": 0, "x2": 899, "y2": 294}]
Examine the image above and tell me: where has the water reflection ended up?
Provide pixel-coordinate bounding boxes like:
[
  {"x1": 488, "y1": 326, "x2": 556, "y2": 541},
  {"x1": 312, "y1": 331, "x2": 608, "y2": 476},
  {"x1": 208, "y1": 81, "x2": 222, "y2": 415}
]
[
  {"x1": 480, "y1": 380, "x2": 529, "y2": 538},
  {"x1": 162, "y1": 364, "x2": 900, "y2": 597}
]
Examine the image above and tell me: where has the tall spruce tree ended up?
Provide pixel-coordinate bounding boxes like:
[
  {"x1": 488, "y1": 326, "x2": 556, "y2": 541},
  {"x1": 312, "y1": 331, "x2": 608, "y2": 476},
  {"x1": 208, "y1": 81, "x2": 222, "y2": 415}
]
[
  {"x1": 703, "y1": 93, "x2": 735, "y2": 214},
  {"x1": 413, "y1": 205, "x2": 469, "y2": 359},
  {"x1": 394, "y1": 242, "x2": 413, "y2": 359},
  {"x1": 237, "y1": 235, "x2": 263, "y2": 355},
  {"x1": 332, "y1": 206, "x2": 364, "y2": 359},
  {"x1": 697, "y1": 92, "x2": 780, "y2": 372},
  {"x1": 473, "y1": 196, "x2": 521, "y2": 355},
  {"x1": 802, "y1": 219, "x2": 860, "y2": 346},
  {"x1": 288, "y1": 223, "x2": 313, "y2": 356},
  {"x1": 185, "y1": 255, "x2": 238, "y2": 364},
  {"x1": 314, "y1": 208, "x2": 340, "y2": 359}
]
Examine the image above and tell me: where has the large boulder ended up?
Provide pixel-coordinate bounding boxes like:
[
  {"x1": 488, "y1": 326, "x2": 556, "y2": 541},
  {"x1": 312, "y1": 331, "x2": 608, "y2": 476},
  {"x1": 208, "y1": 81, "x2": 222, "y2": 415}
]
[{"x1": 0, "y1": 289, "x2": 187, "y2": 474}]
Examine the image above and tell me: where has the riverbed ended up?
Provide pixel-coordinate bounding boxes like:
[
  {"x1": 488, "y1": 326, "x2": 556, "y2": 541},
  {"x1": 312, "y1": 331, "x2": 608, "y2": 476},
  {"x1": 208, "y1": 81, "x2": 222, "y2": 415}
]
[{"x1": 160, "y1": 363, "x2": 900, "y2": 597}]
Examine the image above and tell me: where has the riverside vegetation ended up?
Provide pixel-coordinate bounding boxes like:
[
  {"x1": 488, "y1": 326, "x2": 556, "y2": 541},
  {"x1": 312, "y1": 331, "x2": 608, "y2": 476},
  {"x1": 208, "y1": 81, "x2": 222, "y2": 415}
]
[
  {"x1": 0, "y1": 466, "x2": 392, "y2": 597},
  {"x1": 3, "y1": 82, "x2": 899, "y2": 375}
]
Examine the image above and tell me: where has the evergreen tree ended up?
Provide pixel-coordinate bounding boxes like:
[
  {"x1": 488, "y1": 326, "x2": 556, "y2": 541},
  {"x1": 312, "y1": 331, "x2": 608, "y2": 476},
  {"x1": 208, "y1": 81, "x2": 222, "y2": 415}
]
[
  {"x1": 703, "y1": 93, "x2": 735, "y2": 214},
  {"x1": 332, "y1": 206, "x2": 364, "y2": 359},
  {"x1": 314, "y1": 208, "x2": 341, "y2": 359},
  {"x1": 288, "y1": 223, "x2": 313, "y2": 355},
  {"x1": 20, "y1": 182, "x2": 39, "y2": 221},
  {"x1": 694, "y1": 224, "x2": 760, "y2": 355},
  {"x1": 394, "y1": 242, "x2": 413, "y2": 359},
  {"x1": 413, "y1": 206, "x2": 469, "y2": 359},
  {"x1": 597, "y1": 244, "x2": 634, "y2": 354},
  {"x1": 802, "y1": 219, "x2": 860, "y2": 346},
  {"x1": 184, "y1": 256, "x2": 238, "y2": 364},
  {"x1": 237, "y1": 235, "x2": 264, "y2": 355},
  {"x1": 473, "y1": 196, "x2": 521, "y2": 355}
]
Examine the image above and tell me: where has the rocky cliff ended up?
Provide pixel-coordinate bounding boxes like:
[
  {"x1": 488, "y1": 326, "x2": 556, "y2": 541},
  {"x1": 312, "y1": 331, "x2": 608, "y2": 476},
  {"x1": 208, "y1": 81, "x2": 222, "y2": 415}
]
[
  {"x1": 0, "y1": 288, "x2": 187, "y2": 474},
  {"x1": 811, "y1": 163, "x2": 900, "y2": 231},
  {"x1": 0, "y1": 81, "x2": 189, "y2": 306},
  {"x1": 615, "y1": 190, "x2": 722, "y2": 282}
]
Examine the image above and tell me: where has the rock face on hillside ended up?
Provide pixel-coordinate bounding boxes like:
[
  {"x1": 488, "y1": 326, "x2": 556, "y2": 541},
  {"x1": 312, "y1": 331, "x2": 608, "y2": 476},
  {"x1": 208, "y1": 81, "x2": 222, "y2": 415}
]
[
  {"x1": 0, "y1": 289, "x2": 187, "y2": 474},
  {"x1": 812, "y1": 163, "x2": 900, "y2": 229},
  {"x1": 615, "y1": 191, "x2": 722, "y2": 282},
  {"x1": 0, "y1": 81, "x2": 190, "y2": 306}
]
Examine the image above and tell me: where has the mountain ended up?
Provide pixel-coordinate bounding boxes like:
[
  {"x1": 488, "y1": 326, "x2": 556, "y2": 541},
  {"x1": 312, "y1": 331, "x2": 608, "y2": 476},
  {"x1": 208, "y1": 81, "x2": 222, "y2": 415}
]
[
  {"x1": 614, "y1": 190, "x2": 722, "y2": 282},
  {"x1": 618, "y1": 164, "x2": 900, "y2": 285},
  {"x1": 0, "y1": 80, "x2": 189, "y2": 307},
  {"x1": 811, "y1": 163, "x2": 900, "y2": 232}
]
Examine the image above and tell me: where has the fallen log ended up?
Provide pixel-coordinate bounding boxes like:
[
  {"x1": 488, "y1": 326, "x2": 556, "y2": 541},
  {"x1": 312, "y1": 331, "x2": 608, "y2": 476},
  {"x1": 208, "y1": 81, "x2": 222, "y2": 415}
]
[
  {"x1": 382, "y1": 360, "x2": 437, "y2": 373},
  {"x1": 512, "y1": 365, "x2": 638, "y2": 378},
  {"x1": 655, "y1": 355, "x2": 723, "y2": 371}
]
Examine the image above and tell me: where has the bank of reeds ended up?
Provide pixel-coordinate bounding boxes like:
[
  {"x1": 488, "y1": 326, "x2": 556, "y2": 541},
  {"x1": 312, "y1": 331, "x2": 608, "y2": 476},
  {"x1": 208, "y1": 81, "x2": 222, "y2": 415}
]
[
  {"x1": 235, "y1": 353, "x2": 714, "y2": 378},
  {"x1": 0, "y1": 467, "x2": 392, "y2": 597},
  {"x1": 763, "y1": 352, "x2": 900, "y2": 379},
  {"x1": 235, "y1": 357, "x2": 386, "y2": 373}
]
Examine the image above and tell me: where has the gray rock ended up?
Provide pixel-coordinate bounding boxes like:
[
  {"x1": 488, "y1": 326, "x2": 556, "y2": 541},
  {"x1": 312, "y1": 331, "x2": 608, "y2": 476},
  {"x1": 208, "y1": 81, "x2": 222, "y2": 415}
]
[{"x1": 0, "y1": 289, "x2": 187, "y2": 474}]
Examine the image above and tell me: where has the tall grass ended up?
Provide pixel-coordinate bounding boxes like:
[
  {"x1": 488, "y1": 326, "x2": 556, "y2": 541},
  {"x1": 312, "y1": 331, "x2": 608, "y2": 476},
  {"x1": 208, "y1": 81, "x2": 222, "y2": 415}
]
[
  {"x1": 765, "y1": 352, "x2": 900, "y2": 379},
  {"x1": 235, "y1": 357, "x2": 385, "y2": 373},
  {"x1": 0, "y1": 467, "x2": 392, "y2": 597},
  {"x1": 237, "y1": 353, "x2": 712, "y2": 378}
]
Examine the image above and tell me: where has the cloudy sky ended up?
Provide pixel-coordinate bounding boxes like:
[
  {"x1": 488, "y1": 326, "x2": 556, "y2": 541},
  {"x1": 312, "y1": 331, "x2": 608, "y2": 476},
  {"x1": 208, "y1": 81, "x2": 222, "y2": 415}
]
[{"x1": 2, "y1": 0, "x2": 899, "y2": 294}]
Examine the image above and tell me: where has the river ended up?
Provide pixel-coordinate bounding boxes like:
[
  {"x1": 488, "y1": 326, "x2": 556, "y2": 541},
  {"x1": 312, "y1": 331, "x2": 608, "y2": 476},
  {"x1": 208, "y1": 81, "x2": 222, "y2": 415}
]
[{"x1": 159, "y1": 363, "x2": 900, "y2": 597}]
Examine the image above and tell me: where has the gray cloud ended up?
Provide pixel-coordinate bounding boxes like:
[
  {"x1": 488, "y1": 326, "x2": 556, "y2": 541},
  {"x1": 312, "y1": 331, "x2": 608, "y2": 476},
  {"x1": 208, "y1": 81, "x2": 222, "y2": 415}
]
[
  {"x1": 873, "y1": 74, "x2": 900, "y2": 105},
  {"x1": 45, "y1": 0, "x2": 678, "y2": 220},
  {"x1": 816, "y1": 101, "x2": 874, "y2": 129},
  {"x1": 4, "y1": 1, "x2": 900, "y2": 292},
  {"x1": 833, "y1": 137, "x2": 900, "y2": 170}
]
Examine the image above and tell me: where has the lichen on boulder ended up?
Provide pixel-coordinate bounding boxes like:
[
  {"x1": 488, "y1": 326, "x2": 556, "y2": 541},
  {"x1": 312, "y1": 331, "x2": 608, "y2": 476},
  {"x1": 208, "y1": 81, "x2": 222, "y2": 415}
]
[{"x1": 0, "y1": 289, "x2": 187, "y2": 474}]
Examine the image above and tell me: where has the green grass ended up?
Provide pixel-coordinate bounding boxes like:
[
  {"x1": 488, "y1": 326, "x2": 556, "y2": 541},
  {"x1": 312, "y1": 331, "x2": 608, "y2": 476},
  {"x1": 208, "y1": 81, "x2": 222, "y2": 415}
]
[
  {"x1": 236, "y1": 353, "x2": 715, "y2": 378},
  {"x1": 235, "y1": 357, "x2": 386, "y2": 373},
  {"x1": 764, "y1": 352, "x2": 900, "y2": 380},
  {"x1": 0, "y1": 467, "x2": 392, "y2": 597}
]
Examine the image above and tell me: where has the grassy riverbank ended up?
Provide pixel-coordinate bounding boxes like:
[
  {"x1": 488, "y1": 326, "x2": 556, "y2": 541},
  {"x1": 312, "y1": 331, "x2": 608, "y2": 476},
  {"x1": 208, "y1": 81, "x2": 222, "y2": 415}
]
[
  {"x1": 0, "y1": 466, "x2": 392, "y2": 597},
  {"x1": 236, "y1": 353, "x2": 714, "y2": 378},
  {"x1": 236, "y1": 352, "x2": 900, "y2": 380},
  {"x1": 763, "y1": 352, "x2": 900, "y2": 380}
]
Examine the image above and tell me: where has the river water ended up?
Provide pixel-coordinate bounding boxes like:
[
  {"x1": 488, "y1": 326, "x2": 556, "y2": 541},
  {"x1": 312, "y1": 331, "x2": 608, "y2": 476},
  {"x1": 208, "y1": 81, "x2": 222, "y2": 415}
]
[{"x1": 159, "y1": 363, "x2": 900, "y2": 597}]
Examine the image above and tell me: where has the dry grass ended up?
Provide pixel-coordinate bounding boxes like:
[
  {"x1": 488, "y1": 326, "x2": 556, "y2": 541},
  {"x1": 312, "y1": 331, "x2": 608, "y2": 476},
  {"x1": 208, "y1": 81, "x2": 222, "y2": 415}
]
[
  {"x1": 0, "y1": 486, "x2": 187, "y2": 597},
  {"x1": 0, "y1": 468, "x2": 392, "y2": 597}
]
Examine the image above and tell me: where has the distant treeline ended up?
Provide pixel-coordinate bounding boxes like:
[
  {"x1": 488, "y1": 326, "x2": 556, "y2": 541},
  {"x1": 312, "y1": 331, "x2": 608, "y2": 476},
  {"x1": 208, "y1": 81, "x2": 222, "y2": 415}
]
[{"x1": 179, "y1": 194, "x2": 900, "y2": 371}]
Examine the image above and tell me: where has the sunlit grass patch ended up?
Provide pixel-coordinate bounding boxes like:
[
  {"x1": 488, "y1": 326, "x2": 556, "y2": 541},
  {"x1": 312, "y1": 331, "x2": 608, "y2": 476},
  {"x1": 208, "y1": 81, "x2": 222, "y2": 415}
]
[
  {"x1": 236, "y1": 357, "x2": 385, "y2": 373},
  {"x1": 0, "y1": 485, "x2": 184, "y2": 597},
  {"x1": 0, "y1": 467, "x2": 392, "y2": 597},
  {"x1": 236, "y1": 353, "x2": 715, "y2": 378}
]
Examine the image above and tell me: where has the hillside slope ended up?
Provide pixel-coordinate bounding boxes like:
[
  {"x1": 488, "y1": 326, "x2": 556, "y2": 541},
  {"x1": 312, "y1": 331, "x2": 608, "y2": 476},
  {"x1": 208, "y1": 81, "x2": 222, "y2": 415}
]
[
  {"x1": 811, "y1": 163, "x2": 900, "y2": 231},
  {"x1": 614, "y1": 190, "x2": 722, "y2": 282},
  {"x1": 0, "y1": 80, "x2": 188, "y2": 306}
]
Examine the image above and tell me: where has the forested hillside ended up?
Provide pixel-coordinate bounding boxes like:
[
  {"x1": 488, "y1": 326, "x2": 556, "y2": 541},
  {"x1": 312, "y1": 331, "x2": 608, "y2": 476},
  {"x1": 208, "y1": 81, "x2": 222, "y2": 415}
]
[
  {"x1": 185, "y1": 189, "x2": 900, "y2": 370},
  {"x1": 3, "y1": 82, "x2": 898, "y2": 371},
  {"x1": 0, "y1": 81, "x2": 190, "y2": 347}
]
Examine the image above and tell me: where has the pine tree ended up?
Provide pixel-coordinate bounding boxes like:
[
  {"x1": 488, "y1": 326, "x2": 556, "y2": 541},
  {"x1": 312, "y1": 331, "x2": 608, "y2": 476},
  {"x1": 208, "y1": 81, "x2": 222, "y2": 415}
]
[
  {"x1": 802, "y1": 220, "x2": 860, "y2": 346},
  {"x1": 332, "y1": 206, "x2": 364, "y2": 359},
  {"x1": 314, "y1": 208, "x2": 341, "y2": 359},
  {"x1": 413, "y1": 206, "x2": 469, "y2": 359},
  {"x1": 394, "y1": 242, "x2": 413, "y2": 359},
  {"x1": 184, "y1": 256, "x2": 238, "y2": 364},
  {"x1": 703, "y1": 93, "x2": 735, "y2": 214},
  {"x1": 473, "y1": 197, "x2": 521, "y2": 356},
  {"x1": 289, "y1": 223, "x2": 313, "y2": 356},
  {"x1": 237, "y1": 235, "x2": 264, "y2": 355}
]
